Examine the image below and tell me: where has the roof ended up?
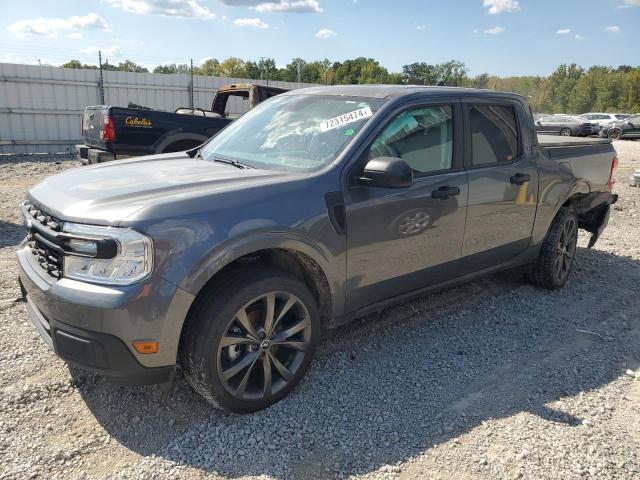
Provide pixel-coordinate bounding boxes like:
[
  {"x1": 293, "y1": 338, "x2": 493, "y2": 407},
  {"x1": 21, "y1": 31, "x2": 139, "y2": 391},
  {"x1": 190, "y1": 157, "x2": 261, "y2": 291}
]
[
  {"x1": 283, "y1": 84, "x2": 527, "y2": 101},
  {"x1": 218, "y1": 83, "x2": 288, "y2": 93}
]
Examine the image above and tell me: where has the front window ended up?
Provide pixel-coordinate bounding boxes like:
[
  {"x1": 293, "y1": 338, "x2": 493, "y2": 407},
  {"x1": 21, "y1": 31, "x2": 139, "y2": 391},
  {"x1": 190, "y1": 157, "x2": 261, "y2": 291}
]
[
  {"x1": 368, "y1": 105, "x2": 453, "y2": 174},
  {"x1": 200, "y1": 94, "x2": 384, "y2": 172}
]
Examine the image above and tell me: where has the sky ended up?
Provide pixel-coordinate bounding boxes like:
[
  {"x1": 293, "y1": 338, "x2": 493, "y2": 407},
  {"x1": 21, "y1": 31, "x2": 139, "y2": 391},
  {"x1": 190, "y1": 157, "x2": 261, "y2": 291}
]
[{"x1": 0, "y1": 0, "x2": 638, "y2": 77}]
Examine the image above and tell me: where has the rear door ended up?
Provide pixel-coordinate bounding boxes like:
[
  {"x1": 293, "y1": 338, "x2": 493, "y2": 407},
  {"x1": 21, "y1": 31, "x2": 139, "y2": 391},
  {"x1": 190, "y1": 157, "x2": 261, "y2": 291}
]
[
  {"x1": 344, "y1": 100, "x2": 468, "y2": 311},
  {"x1": 460, "y1": 100, "x2": 539, "y2": 270}
]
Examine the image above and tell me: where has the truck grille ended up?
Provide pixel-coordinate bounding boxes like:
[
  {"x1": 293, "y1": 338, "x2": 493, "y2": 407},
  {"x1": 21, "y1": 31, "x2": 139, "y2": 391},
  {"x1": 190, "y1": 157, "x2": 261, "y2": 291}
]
[{"x1": 23, "y1": 203, "x2": 64, "y2": 279}]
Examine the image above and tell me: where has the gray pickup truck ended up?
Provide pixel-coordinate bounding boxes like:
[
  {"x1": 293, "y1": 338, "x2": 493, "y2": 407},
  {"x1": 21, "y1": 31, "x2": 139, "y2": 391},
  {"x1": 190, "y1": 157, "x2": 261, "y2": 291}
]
[{"x1": 18, "y1": 86, "x2": 618, "y2": 413}]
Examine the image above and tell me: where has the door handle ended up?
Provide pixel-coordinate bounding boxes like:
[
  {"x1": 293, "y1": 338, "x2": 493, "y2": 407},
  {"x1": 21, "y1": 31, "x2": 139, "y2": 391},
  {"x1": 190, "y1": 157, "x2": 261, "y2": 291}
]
[
  {"x1": 431, "y1": 185, "x2": 460, "y2": 200},
  {"x1": 510, "y1": 173, "x2": 530, "y2": 185}
]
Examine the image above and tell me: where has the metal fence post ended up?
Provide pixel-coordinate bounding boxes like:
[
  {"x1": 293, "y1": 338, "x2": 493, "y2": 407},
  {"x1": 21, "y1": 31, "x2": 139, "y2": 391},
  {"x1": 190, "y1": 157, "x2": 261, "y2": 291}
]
[
  {"x1": 98, "y1": 51, "x2": 105, "y2": 104},
  {"x1": 189, "y1": 59, "x2": 194, "y2": 108}
]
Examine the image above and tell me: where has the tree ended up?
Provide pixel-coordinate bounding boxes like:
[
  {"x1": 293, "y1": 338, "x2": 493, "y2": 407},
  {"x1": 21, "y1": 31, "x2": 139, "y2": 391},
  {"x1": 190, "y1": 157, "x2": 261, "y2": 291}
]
[
  {"x1": 401, "y1": 61, "x2": 467, "y2": 86},
  {"x1": 436, "y1": 60, "x2": 467, "y2": 86},
  {"x1": 333, "y1": 58, "x2": 390, "y2": 85},
  {"x1": 283, "y1": 58, "x2": 307, "y2": 82},
  {"x1": 218, "y1": 57, "x2": 248, "y2": 78},
  {"x1": 357, "y1": 59, "x2": 390, "y2": 84},
  {"x1": 153, "y1": 63, "x2": 190, "y2": 74},
  {"x1": 199, "y1": 58, "x2": 221, "y2": 76},
  {"x1": 61, "y1": 59, "x2": 97, "y2": 69},
  {"x1": 57, "y1": 55, "x2": 638, "y2": 113},
  {"x1": 541, "y1": 64, "x2": 584, "y2": 112},
  {"x1": 115, "y1": 60, "x2": 148, "y2": 73},
  {"x1": 402, "y1": 63, "x2": 438, "y2": 85},
  {"x1": 469, "y1": 73, "x2": 490, "y2": 89}
]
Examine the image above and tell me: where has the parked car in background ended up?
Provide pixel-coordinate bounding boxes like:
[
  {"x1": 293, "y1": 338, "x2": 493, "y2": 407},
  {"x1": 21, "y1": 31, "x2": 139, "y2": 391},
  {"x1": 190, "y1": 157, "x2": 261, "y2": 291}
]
[
  {"x1": 534, "y1": 115, "x2": 597, "y2": 137},
  {"x1": 19, "y1": 85, "x2": 618, "y2": 413},
  {"x1": 579, "y1": 112, "x2": 631, "y2": 127},
  {"x1": 76, "y1": 83, "x2": 288, "y2": 164},
  {"x1": 533, "y1": 113, "x2": 551, "y2": 122},
  {"x1": 599, "y1": 114, "x2": 640, "y2": 140}
]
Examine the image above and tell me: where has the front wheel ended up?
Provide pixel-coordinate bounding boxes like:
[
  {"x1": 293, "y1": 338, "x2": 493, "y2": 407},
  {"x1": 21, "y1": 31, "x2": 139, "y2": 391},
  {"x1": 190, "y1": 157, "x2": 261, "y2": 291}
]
[
  {"x1": 560, "y1": 128, "x2": 572, "y2": 137},
  {"x1": 180, "y1": 267, "x2": 320, "y2": 413},
  {"x1": 525, "y1": 207, "x2": 578, "y2": 289}
]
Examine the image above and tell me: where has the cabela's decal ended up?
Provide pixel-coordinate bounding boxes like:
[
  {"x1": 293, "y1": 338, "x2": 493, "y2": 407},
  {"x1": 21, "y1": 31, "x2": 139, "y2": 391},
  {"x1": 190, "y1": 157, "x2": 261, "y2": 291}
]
[{"x1": 125, "y1": 117, "x2": 152, "y2": 127}]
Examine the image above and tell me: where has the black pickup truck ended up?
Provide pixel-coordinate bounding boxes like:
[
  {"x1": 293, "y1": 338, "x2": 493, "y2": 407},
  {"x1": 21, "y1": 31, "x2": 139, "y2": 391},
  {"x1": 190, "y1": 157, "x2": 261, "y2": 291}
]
[{"x1": 76, "y1": 83, "x2": 287, "y2": 164}]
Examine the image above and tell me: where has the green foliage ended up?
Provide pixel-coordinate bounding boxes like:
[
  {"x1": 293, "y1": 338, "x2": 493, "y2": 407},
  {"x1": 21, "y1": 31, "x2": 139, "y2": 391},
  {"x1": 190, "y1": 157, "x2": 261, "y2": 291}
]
[
  {"x1": 63, "y1": 55, "x2": 640, "y2": 112},
  {"x1": 111, "y1": 60, "x2": 148, "y2": 73},
  {"x1": 61, "y1": 59, "x2": 97, "y2": 70},
  {"x1": 153, "y1": 63, "x2": 191, "y2": 74}
]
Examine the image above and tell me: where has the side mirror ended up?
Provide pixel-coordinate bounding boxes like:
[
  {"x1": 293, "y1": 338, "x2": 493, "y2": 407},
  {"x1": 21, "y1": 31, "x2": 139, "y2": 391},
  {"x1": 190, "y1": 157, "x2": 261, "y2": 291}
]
[
  {"x1": 536, "y1": 121, "x2": 542, "y2": 126},
  {"x1": 358, "y1": 156, "x2": 413, "y2": 188}
]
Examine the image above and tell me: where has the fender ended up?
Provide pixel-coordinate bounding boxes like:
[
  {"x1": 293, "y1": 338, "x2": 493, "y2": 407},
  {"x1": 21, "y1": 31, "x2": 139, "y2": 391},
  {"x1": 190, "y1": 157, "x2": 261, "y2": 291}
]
[
  {"x1": 153, "y1": 132, "x2": 209, "y2": 154},
  {"x1": 180, "y1": 229, "x2": 345, "y2": 317},
  {"x1": 531, "y1": 173, "x2": 590, "y2": 247}
]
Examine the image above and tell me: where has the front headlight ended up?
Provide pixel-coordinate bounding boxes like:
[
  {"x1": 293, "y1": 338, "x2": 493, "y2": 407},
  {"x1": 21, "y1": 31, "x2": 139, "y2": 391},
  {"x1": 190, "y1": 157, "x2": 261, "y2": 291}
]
[{"x1": 62, "y1": 222, "x2": 153, "y2": 285}]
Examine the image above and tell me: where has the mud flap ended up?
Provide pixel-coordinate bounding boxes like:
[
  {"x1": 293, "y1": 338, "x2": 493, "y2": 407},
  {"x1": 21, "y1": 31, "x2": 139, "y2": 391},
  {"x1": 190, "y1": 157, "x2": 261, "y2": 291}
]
[{"x1": 586, "y1": 205, "x2": 610, "y2": 249}]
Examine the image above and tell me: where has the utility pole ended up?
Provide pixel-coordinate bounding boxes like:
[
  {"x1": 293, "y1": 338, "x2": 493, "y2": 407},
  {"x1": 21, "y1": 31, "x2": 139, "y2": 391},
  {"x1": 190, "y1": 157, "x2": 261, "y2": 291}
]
[
  {"x1": 297, "y1": 62, "x2": 301, "y2": 84},
  {"x1": 258, "y1": 56, "x2": 266, "y2": 82}
]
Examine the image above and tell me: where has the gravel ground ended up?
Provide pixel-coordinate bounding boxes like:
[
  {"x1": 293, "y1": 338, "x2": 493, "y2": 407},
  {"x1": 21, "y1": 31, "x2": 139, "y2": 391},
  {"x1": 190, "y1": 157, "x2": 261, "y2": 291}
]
[{"x1": 0, "y1": 143, "x2": 639, "y2": 480}]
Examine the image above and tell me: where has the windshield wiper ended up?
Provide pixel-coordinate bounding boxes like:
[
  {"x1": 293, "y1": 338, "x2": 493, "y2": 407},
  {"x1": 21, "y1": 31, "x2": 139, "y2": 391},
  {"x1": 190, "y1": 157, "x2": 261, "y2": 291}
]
[
  {"x1": 191, "y1": 147, "x2": 252, "y2": 169},
  {"x1": 211, "y1": 156, "x2": 252, "y2": 169}
]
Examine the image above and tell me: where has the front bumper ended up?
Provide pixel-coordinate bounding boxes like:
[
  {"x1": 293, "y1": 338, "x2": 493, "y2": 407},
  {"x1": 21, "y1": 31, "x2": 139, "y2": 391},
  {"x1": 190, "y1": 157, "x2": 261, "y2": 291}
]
[
  {"x1": 17, "y1": 242, "x2": 194, "y2": 385},
  {"x1": 20, "y1": 285, "x2": 174, "y2": 385}
]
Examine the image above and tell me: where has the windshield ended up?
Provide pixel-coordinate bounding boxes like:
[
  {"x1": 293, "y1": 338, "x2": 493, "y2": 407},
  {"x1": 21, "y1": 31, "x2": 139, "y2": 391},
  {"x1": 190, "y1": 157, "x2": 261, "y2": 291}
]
[{"x1": 200, "y1": 94, "x2": 385, "y2": 172}]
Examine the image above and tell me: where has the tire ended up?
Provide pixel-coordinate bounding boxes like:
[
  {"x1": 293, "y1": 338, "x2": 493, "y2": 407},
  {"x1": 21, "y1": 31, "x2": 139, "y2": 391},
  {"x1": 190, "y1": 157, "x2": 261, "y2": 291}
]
[
  {"x1": 607, "y1": 129, "x2": 622, "y2": 140},
  {"x1": 560, "y1": 128, "x2": 572, "y2": 137},
  {"x1": 180, "y1": 266, "x2": 320, "y2": 413},
  {"x1": 525, "y1": 207, "x2": 579, "y2": 289}
]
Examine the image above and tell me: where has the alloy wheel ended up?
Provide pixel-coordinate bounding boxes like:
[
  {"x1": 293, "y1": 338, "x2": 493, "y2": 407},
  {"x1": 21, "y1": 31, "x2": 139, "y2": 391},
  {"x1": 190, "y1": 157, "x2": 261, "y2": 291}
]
[
  {"x1": 554, "y1": 216, "x2": 577, "y2": 282},
  {"x1": 216, "y1": 292, "x2": 312, "y2": 402}
]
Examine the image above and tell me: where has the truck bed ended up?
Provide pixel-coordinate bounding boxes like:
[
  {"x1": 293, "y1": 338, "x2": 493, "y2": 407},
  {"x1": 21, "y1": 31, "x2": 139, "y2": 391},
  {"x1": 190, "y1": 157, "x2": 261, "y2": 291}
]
[
  {"x1": 538, "y1": 134, "x2": 616, "y2": 192},
  {"x1": 538, "y1": 134, "x2": 611, "y2": 148}
]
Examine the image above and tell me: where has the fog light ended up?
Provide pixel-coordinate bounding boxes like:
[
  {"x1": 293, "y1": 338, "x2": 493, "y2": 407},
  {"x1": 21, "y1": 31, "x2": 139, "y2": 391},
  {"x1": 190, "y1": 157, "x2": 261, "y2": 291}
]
[{"x1": 132, "y1": 341, "x2": 159, "y2": 354}]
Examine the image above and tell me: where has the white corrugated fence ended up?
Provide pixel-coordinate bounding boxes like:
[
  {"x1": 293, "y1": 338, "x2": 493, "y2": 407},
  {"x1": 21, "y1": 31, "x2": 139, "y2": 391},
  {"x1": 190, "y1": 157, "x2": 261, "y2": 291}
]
[{"x1": 0, "y1": 63, "x2": 316, "y2": 154}]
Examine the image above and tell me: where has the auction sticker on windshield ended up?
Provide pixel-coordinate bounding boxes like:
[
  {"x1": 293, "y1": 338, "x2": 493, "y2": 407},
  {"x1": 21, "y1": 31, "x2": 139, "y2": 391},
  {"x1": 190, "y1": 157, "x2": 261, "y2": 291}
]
[{"x1": 320, "y1": 106, "x2": 373, "y2": 132}]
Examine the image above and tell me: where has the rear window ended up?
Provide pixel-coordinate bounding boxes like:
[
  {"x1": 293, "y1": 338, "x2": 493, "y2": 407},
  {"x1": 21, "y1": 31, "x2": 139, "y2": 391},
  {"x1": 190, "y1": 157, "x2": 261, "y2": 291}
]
[{"x1": 470, "y1": 105, "x2": 519, "y2": 166}]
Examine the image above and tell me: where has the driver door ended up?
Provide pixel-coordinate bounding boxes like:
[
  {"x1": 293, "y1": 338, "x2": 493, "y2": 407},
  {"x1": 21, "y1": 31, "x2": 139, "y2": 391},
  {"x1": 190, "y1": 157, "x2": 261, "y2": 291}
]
[{"x1": 344, "y1": 101, "x2": 468, "y2": 312}]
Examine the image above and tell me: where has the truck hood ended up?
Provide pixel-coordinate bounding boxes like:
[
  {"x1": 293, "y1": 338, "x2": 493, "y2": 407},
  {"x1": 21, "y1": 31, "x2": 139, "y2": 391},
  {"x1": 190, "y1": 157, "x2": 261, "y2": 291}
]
[{"x1": 27, "y1": 152, "x2": 291, "y2": 225}]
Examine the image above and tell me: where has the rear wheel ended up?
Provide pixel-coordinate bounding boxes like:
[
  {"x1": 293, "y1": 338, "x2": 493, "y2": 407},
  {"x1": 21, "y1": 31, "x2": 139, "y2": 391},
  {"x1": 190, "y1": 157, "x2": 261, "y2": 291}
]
[
  {"x1": 180, "y1": 266, "x2": 320, "y2": 413},
  {"x1": 560, "y1": 128, "x2": 572, "y2": 137},
  {"x1": 608, "y1": 129, "x2": 622, "y2": 140},
  {"x1": 525, "y1": 207, "x2": 578, "y2": 289}
]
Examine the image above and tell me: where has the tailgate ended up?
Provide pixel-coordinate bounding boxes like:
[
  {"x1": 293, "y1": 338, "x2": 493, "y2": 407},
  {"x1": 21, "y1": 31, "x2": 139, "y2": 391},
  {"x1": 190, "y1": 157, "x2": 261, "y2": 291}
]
[{"x1": 82, "y1": 106, "x2": 110, "y2": 149}]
